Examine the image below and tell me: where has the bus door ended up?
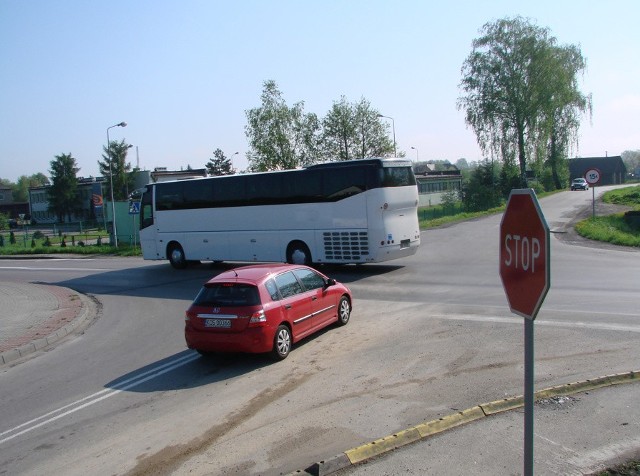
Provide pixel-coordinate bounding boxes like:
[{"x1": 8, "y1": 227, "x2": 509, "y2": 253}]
[{"x1": 139, "y1": 187, "x2": 158, "y2": 259}]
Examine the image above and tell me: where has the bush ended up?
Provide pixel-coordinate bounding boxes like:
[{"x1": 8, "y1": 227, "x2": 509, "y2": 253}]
[
  {"x1": 10, "y1": 231, "x2": 16, "y2": 245},
  {"x1": 33, "y1": 230, "x2": 45, "y2": 239},
  {"x1": 44, "y1": 236, "x2": 51, "y2": 247}
]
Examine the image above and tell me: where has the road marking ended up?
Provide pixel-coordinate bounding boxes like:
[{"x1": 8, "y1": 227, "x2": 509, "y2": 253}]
[
  {"x1": 0, "y1": 352, "x2": 200, "y2": 445},
  {"x1": 0, "y1": 266, "x2": 110, "y2": 271}
]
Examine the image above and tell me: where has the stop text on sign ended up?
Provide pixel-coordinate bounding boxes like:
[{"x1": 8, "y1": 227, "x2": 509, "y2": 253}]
[{"x1": 503, "y1": 234, "x2": 541, "y2": 273}]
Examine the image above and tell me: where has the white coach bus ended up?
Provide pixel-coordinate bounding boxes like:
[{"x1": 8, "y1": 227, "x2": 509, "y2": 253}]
[{"x1": 138, "y1": 158, "x2": 420, "y2": 268}]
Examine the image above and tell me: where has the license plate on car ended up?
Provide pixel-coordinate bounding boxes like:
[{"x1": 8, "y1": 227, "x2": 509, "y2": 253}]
[{"x1": 205, "y1": 319, "x2": 231, "y2": 328}]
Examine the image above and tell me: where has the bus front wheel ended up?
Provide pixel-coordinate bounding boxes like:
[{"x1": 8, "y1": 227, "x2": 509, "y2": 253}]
[
  {"x1": 168, "y1": 244, "x2": 188, "y2": 269},
  {"x1": 286, "y1": 241, "x2": 311, "y2": 266}
]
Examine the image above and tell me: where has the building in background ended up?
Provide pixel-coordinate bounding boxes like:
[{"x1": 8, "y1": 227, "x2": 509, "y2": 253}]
[
  {"x1": 413, "y1": 163, "x2": 463, "y2": 207},
  {"x1": 1, "y1": 184, "x2": 31, "y2": 221},
  {"x1": 568, "y1": 156, "x2": 626, "y2": 185}
]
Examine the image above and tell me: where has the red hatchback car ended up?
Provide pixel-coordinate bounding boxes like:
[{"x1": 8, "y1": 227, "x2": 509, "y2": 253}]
[{"x1": 185, "y1": 264, "x2": 352, "y2": 360}]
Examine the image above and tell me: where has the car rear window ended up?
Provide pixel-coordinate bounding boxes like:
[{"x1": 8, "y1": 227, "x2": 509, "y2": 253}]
[{"x1": 193, "y1": 283, "x2": 261, "y2": 307}]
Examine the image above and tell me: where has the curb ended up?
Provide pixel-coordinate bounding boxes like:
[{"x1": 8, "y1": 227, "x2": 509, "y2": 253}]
[
  {"x1": 288, "y1": 370, "x2": 639, "y2": 476},
  {"x1": 0, "y1": 291, "x2": 96, "y2": 366}
]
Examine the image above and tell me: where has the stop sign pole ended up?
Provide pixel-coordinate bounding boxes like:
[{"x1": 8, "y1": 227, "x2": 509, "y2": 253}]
[{"x1": 500, "y1": 189, "x2": 550, "y2": 476}]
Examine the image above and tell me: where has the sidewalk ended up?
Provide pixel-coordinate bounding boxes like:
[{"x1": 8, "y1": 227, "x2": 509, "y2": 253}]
[
  {"x1": 292, "y1": 374, "x2": 640, "y2": 476},
  {"x1": 0, "y1": 281, "x2": 93, "y2": 365}
]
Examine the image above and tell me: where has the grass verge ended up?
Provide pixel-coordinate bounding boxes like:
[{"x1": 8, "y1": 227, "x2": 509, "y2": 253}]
[{"x1": 575, "y1": 185, "x2": 640, "y2": 247}]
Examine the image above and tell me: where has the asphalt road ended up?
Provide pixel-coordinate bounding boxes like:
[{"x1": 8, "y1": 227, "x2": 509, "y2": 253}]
[{"x1": 0, "y1": 187, "x2": 638, "y2": 475}]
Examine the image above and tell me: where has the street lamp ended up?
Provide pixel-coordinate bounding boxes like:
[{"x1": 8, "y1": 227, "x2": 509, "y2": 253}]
[
  {"x1": 106, "y1": 121, "x2": 127, "y2": 247},
  {"x1": 229, "y1": 151, "x2": 239, "y2": 172},
  {"x1": 377, "y1": 114, "x2": 396, "y2": 157},
  {"x1": 411, "y1": 146, "x2": 419, "y2": 161}
]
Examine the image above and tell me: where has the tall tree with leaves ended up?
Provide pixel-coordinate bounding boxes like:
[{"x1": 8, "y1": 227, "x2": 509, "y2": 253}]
[
  {"x1": 245, "y1": 80, "x2": 320, "y2": 171},
  {"x1": 98, "y1": 139, "x2": 137, "y2": 200},
  {"x1": 458, "y1": 16, "x2": 590, "y2": 187},
  {"x1": 322, "y1": 97, "x2": 393, "y2": 161},
  {"x1": 48, "y1": 153, "x2": 81, "y2": 222},
  {"x1": 206, "y1": 148, "x2": 235, "y2": 176},
  {"x1": 540, "y1": 45, "x2": 591, "y2": 189},
  {"x1": 14, "y1": 173, "x2": 49, "y2": 202}
]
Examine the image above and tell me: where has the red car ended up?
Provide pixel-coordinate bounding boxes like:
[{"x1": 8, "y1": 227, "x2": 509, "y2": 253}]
[{"x1": 185, "y1": 264, "x2": 352, "y2": 360}]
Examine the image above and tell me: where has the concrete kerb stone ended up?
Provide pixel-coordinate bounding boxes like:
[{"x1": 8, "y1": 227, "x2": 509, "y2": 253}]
[
  {"x1": 0, "y1": 290, "x2": 95, "y2": 366},
  {"x1": 288, "y1": 370, "x2": 640, "y2": 476}
]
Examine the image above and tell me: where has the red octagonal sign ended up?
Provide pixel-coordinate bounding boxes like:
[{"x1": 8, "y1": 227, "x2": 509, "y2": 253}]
[{"x1": 500, "y1": 189, "x2": 550, "y2": 320}]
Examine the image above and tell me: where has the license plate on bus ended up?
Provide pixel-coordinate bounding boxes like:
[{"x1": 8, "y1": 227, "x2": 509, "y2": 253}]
[{"x1": 205, "y1": 319, "x2": 231, "y2": 328}]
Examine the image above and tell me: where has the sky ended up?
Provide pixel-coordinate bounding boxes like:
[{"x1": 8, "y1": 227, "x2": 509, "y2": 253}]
[{"x1": 1, "y1": 0, "x2": 639, "y2": 182}]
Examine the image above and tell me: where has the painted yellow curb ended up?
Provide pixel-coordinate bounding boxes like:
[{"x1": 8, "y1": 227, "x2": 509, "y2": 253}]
[
  {"x1": 480, "y1": 395, "x2": 524, "y2": 415},
  {"x1": 414, "y1": 406, "x2": 485, "y2": 438},
  {"x1": 345, "y1": 427, "x2": 422, "y2": 464}
]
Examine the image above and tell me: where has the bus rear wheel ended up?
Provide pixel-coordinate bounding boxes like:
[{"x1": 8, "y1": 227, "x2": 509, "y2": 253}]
[
  {"x1": 168, "y1": 243, "x2": 188, "y2": 269},
  {"x1": 286, "y1": 241, "x2": 311, "y2": 265}
]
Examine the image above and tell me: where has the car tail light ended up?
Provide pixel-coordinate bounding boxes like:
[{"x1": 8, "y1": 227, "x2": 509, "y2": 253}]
[
  {"x1": 248, "y1": 309, "x2": 267, "y2": 327},
  {"x1": 185, "y1": 310, "x2": 194, "y2": 322}
]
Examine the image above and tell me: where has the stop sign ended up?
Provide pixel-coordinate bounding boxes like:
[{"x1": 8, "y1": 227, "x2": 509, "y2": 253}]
[{"x1": 500, "y1": 189, "x2": 550, "y2": 320}]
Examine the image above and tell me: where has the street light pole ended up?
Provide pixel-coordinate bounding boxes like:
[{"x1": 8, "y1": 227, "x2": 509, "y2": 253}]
[
  {"x1": 377, "y1": 114, "x2": 396, "y2": 157},
  {"x1": 229, "y1": 151, "x2": 239, "y2": 172},
  {"x1": 411, "y1": 146, "x2": 419, "y2": 161},
  {"x1": 106, "y1": 121, "x2": 127, "y2": 247}
]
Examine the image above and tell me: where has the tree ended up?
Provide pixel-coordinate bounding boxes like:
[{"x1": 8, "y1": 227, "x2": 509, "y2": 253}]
[
  {"x1": 621, "y1": 150, "x2": 640, "y2": 176},
  {"x1": 462, "y1": 159, "x2": 502, "y2": 212},
  {"x1": 458, "y1": 16, "x2": 590, "y2": 188},
  {"x1": 539, "y1": 44, "x2": 591, "y2": 189},
  {"x1": 245, "y1": 80, "x2": 321, "y2": 171},
  {"x1": 205, "y1": 149, "x2": 235, "y2": 176},
  {"x1": 48, "y1": 153, "x2": 81, "y2": 222},
  {"x1": 322, "y1": 97, "x2": 393, "y2": 161},
  {"x1": 14, "y1": 173, "x2": 49, "y2": 202},
  {"x1": 98, "y1": 139, "x2": 137, "y2": 200}
]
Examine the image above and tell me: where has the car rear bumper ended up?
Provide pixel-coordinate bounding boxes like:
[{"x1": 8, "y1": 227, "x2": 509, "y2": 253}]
[{"x1": 185, "y1": 325, "x2": 274, "y2": 353}]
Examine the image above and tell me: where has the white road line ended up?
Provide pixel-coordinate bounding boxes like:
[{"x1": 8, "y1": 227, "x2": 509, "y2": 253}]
[
  {"x1": 0, "y1": 266, "x2": 110, "y2": 271},
  {"x1": 0, "y1": 352, "x2": 200, "y2": 445}
]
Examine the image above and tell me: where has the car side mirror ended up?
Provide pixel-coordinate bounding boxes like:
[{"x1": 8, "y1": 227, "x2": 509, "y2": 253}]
[{"x1": 325, "y1": 278, "x2": 336, "y2": 288}]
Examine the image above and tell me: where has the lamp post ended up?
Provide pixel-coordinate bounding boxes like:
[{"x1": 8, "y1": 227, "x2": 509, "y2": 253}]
[
  {"x1": 377, "y1": 114, "x2": 396, "y2": 157},
  {"x1": 106, "y1": 121, "x2": 127, "y2": 247},
  {"x1": 229, "y1": 151, "x2": 239, "y2": 172},
  {"x1": 411, "y1": 146, "x2": 419, "y2": 161}
]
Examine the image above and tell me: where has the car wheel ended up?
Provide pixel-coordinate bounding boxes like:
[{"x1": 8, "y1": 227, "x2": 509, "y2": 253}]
[
  {"x1": 337, "y1": 296, "x2": 351, "y2": 326},
  {"x1": 271, "y1": 325, "x2": 292, "y2": 360},
  {"x1": 168, "y1": 244, "x2": 188, "y2": 269},
  {"x1": 286, "y1": 241, "x2": 312, "y2": 265}
]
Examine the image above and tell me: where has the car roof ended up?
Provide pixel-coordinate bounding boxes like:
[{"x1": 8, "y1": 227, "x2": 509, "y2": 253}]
[{"x1": 204, "y1": 264, "x2": 316, "y2": 285}]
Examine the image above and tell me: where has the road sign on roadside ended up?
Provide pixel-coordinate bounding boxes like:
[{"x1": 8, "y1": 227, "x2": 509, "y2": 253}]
[
  {"x1": 499, "y1": 189, "x2": 550, "y2": 320},
  {"x1": 128, "y1": 201, "x2": 140, "y2": 215},
  {"x1": 499, "y1": 188, "x2": 551, "y2": 476},
  {"x1": 584, "y1": 168, "x2": 602, "y2": 186}
]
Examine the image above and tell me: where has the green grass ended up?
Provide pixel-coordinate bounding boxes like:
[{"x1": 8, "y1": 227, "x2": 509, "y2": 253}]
[
  {"x1": 575, "y1": 215, "x2": 640, "y2": 247},
  {"x1": 602, "y1": 184, "x2": 640, "y2": 207},
  {"x1": 575, "y1": 185, "x2": 640, "y2": 247},
  {"x1": 419, "y1": 206, "x2": 504, "y2": 228},
  {"x1": 0, "y1": 231, "x2": 142, "y2": 257}
]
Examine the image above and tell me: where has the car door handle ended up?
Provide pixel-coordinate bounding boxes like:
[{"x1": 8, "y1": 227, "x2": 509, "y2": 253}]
[
  {"x1": 285, "y1": 304, "x2": 292, "y2": 310},
  {"x1": 311, "y1": 296, "x2": 317, "y2": 301}
]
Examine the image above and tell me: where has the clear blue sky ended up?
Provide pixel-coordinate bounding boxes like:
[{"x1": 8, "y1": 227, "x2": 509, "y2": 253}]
[{"x1": 1, "y1": 0, "x2": 638, "y2": 182}]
